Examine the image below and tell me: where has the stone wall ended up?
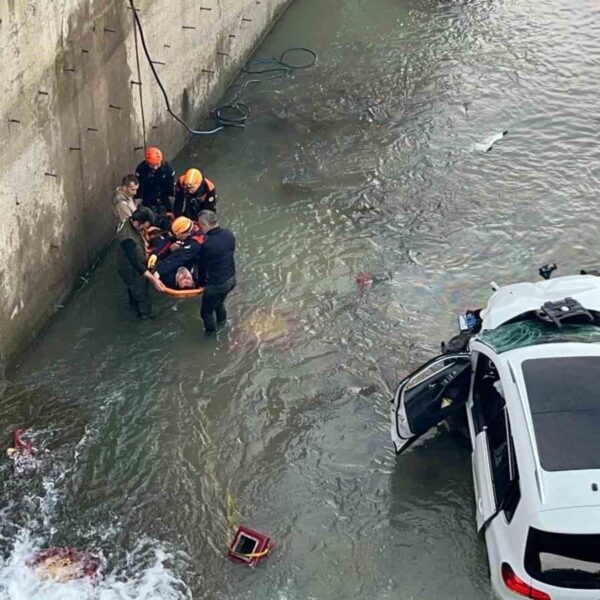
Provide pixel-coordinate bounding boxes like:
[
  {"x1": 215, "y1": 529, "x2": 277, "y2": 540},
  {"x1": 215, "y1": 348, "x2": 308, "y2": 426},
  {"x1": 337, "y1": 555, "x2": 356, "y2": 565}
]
[{"x1": 0, "y1": 0, "x2": 291, "y2": 372}]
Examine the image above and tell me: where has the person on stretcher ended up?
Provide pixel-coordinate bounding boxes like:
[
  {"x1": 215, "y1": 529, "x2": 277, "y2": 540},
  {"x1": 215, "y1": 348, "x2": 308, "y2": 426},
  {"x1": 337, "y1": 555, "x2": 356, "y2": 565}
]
[
  {"x1": 174, "y1": 267, "x2": 196, "y2": 289},
  {"x1": 152, "y1": 217, "x2": 205, "y2": 289}
]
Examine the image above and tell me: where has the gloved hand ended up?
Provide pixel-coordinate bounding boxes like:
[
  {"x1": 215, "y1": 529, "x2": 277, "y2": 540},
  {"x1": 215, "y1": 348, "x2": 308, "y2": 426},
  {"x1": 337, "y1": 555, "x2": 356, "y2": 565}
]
[{"x1": 147, "y1": 254, "x2": 158, "y2": 271}]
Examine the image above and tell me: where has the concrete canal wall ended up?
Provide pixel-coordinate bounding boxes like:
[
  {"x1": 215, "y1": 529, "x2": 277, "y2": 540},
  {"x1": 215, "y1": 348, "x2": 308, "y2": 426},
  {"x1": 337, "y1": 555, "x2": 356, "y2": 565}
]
[{"x1": 0, "y1": 0, "x2": 292, "y2": 372}]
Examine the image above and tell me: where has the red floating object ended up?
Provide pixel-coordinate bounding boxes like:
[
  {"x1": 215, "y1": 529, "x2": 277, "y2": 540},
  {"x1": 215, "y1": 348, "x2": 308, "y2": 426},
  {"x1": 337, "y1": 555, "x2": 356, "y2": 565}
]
[
  {"x1": 13, "y1": 429, "x2": 35, "y2": 456},
  {"x1": 355, "y1": 272, "x2": 374, "y2": 287},
  {"x1": 29, "y1": 547, "x2": 102, "y2": 582},
  {"x1": 228, "y1": 526, "x2": 271, "y2": 567}
]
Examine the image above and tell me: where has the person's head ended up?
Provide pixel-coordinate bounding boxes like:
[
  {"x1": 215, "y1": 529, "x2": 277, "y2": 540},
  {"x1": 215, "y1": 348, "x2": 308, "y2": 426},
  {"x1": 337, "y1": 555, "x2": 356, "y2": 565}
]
[
  {"x1": 183, "y1": 168, "x2": 203, "y2": 194},
  {"x1": 175, "y1": 267, "x2": 195, "y2": 289},
  {"x1": 171, "y1": 216, "x2": 194, "y2": 241},
  {"x1": 197, "y1": 210, "x2": 218, "y2": 233},
  {"x1": 145, "y1": 147, "x2": 163, "y2": 171},
  {"x1": 121, "y1": 174, "x2": 139, "y2": 197},
  {"x1": 131, "y1": 207, "x2": 156, "y2": 231}
]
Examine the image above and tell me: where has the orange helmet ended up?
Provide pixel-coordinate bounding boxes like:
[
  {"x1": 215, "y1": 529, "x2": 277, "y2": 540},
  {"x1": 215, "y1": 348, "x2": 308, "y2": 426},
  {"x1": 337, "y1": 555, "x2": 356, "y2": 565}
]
[
  {"x1": 183, "y1": 168, "x2": 203, "y2": 187},
  {"x1": 171, "y1": 216, "x2": 193, "y2": 237},
  {"x1": 145, "y1": 146, "x2": 163, "y2": 167}
]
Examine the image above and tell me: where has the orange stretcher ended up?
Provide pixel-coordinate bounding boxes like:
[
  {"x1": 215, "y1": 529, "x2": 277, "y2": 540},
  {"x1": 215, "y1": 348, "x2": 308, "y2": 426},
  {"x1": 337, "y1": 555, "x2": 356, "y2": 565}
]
[{"x1": 162, "y1": 285, "x2": 204, "y2": 298}]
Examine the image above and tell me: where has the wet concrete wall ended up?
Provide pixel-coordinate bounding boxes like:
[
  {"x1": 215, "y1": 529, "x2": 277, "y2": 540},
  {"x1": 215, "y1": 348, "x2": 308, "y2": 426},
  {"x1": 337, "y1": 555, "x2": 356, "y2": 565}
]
[{"x1": 0, "y1": 0, "x2": 292, "y2": 373}]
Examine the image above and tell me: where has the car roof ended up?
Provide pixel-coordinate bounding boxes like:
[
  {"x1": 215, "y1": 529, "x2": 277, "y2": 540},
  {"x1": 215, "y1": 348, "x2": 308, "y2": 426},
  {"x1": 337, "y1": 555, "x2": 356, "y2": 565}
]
[
  {"x1": 480, "y1": 274, "x2": 600, "y2": 330},
  {"x1": 490, "y1": 343, "x2": 600, "y2": 524}
]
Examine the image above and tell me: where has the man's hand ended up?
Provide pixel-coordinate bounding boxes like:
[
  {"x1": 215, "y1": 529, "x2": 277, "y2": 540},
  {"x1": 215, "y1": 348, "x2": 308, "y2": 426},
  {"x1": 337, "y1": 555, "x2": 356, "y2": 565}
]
[{"x1": 144, "y1": 271, "x2": 166, "y2": 292}]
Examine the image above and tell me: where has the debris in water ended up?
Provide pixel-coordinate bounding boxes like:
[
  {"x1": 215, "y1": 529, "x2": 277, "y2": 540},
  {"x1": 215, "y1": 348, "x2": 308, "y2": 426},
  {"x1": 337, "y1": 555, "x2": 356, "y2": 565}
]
[
  {"x1": 6, "y1": 429, "x2": 39, "y2": 477},
  {"x1": 228, "y1": 526, "x2": 271, "y2": 567},
  {"x1": 348, "y1": 384, "x2": 379, "y2": 396},
  {"x1": 475, "y1": 130, "x2": 508, "y2": 152},
  {"x1": 355, "y1": 271, "x2": 393, "y2": 293},
  {"x1": 29, "y1": 547, "x2": 102, "y2": 582},
  {"x1": 355, "y1": 272, "x2": 374, "y2": 290}
]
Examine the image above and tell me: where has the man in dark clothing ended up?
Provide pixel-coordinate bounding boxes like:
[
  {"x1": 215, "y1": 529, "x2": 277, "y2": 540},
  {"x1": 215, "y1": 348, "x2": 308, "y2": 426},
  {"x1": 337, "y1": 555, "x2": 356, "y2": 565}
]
[
  {"x1": 196, "y1": 210, "x2": 236, "y2": 334},
  {"x1": 135, "y1": 146, "x2": 176, "y2": 214},
  {"x1": 117, "y1": 207, "x2": 166, "y2": 318},
  {"x1": 173, "y1": 168, "x2": 217, "y2": 220}
]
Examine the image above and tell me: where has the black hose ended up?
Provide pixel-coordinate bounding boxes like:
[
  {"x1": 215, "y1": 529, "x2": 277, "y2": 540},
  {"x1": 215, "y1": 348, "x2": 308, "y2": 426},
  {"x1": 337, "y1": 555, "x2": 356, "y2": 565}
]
[
  {"x1": 130, "y1": 0, "x2": 224, "y2": 135},
  {"x1": 130, "y1": 0, "x2": 317, "y2": 136},
  {"x1": 242, "y1": 48, "x2": 317, "y2": 74}
]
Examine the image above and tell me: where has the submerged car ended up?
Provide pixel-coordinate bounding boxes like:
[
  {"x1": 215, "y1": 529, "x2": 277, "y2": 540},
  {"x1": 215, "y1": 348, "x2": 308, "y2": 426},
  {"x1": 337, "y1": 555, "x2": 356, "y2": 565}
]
[{"x1": 391, "y1": 274, "x2": 600, "y2": 599}]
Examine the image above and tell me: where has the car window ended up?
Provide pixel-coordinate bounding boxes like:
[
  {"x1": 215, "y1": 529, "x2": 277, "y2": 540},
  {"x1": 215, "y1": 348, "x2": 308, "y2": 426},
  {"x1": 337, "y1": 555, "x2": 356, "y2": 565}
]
[
  {"x1": 473, "y1": 353, "x2": 520, "y2": 519},
  {"x1": 502, "y1": 421, "x2": 520, "y2": 523},
  {"x1": 525, "y1": 528, "x2": 600, "y2": 589},
  {"x1": 472, "y1": 354, "x2": 505, "y2": 434}
]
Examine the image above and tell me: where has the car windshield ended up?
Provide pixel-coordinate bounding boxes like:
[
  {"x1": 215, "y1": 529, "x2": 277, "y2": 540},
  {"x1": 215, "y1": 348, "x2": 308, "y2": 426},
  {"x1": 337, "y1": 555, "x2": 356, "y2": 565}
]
[
  {"x1": 478, "y1": 320, "x2": 600, "y2": 354},
  {"x1": 525, "y1": 528, "x2": 600, "y2": 589}
]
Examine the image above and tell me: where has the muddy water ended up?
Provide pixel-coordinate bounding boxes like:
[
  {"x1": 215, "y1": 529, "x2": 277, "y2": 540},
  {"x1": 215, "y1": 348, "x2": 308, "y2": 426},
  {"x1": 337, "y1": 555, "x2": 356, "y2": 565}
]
[{"x1": 2, "y1": 0, "x2": 600, "y2": 597}]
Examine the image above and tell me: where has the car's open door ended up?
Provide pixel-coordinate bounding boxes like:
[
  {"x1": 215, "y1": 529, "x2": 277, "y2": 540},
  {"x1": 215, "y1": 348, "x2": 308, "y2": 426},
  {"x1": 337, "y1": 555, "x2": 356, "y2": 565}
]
[{"x1": 391, "y1": 353, "x2": 471, "y2": 454}]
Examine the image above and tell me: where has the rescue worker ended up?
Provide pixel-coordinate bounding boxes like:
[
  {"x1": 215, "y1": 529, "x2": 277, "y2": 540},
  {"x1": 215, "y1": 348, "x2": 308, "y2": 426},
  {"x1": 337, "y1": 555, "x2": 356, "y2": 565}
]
[
  {"x1": 117, "y1": 207, "x2": 166, "y2": 318},
  {"x1": 173, "y1": 168, "x2": 217, "y2": 220},
  {"x1": 196, "y1": 210, "x2": 236, "y2": 334},
  {"x1": 135, "y1": 146, "x2": 176, "y2": 212},
  {"x1": 111, "y1": 174, "x2": 140, "y2": 224},
  {"x1": 154, "y1": 217, "x2": 205, "y2": 288}
]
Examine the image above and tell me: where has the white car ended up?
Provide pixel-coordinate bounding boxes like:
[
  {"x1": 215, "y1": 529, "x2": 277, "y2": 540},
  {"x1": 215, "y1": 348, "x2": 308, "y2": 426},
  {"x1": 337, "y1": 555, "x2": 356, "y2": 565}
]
[{"x1": 391, "y1": 274, "x2": 600, "y2": 599}]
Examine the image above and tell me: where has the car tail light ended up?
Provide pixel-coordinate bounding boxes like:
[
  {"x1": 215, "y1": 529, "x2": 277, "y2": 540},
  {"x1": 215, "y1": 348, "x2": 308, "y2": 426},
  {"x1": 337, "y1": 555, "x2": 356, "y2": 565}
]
[{"x1": 501, "y1": 563, "x2": 551, "y2": 600}]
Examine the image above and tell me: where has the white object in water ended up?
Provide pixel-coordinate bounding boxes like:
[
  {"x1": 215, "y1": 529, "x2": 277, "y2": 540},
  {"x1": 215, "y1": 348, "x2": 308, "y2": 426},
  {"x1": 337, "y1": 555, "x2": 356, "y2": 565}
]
[{"x1": 474, "y1": 130, "x2": 508, "y2": 152}]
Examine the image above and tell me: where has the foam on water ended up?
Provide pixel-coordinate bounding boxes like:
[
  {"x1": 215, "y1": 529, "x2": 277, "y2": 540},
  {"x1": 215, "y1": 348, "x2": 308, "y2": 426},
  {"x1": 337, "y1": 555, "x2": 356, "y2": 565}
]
[{"x1": 0, "y1": 531, "x2": 191, "y2": 600}]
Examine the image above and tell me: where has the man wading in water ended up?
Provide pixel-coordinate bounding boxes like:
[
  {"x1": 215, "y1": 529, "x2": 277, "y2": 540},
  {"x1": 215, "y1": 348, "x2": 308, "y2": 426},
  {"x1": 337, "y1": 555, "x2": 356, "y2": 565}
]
[
  {"x1": 196, "y1": 210, "x2": 236, "y2": 334},
  {"x1": 117, "y1": 207, "x2": 166, "y2": 318}
]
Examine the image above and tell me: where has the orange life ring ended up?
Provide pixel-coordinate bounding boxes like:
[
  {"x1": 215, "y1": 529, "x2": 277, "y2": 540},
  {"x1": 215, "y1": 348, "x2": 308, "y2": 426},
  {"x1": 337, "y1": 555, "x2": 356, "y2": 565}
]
[{"x1": 162, "y1": 286, "x2": 205, "y2": 298}]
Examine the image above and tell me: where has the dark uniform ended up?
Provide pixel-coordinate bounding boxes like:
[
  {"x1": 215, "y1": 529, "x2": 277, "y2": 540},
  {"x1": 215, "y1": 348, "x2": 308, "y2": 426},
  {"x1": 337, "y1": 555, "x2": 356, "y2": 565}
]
[
  {"x1": 174, "y1": 175, "x2": 217, "y2": 220},
  {"x1": 148, "y1": 231, "x2": 174, "y2": 260},
  {"x1": 196, "y1": 227, "x2": 236, "y2": 333},
  {"x1": 117, "y1": 219, "x2": 152, "y2": 317},
  {"x1": 155, "y1": 233, "x2": 205, "y2": 288},
  {"x1": 135, "y1": 160, "x2": 176, "y2": 212}
]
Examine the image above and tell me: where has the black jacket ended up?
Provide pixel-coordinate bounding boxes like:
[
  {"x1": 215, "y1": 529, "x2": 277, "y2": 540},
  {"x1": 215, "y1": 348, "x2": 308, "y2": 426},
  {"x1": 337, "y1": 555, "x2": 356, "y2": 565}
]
[
  {"x1": 117, "y1": 220, "x2": 147, "y2": 275},
  {"x1": 135, "y1": 161, "x2": 175, "y2": 209},
  {"x1": 196, "y1": 227, "x2": 235, "y2": 287},
  {"x1": 174, "y1": 177, "x2": 217, "y2": 219}
]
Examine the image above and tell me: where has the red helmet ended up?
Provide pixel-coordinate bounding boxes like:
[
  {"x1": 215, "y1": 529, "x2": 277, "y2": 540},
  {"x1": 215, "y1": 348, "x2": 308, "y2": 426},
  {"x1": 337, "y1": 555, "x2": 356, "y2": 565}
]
[{"x1": 145, "y1": 146, "x2": 163, "y2": 167}]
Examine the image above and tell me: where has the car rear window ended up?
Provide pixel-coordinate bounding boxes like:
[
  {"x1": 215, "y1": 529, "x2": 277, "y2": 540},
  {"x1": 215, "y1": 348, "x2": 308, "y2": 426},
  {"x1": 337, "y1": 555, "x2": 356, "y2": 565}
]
[
  {"x1": 525, "y1": 527, "x2": 600, "y2": 589},
  {"x1": 522, "y1": 356, "x2": 600, "y2": 471}
]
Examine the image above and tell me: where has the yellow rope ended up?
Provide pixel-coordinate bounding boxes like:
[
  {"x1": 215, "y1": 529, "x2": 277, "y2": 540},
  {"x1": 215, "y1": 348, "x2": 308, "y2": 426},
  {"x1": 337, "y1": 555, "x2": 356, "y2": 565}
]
[{"x1": 231, "y1": 547, "x2": 269, "y2": 559}]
